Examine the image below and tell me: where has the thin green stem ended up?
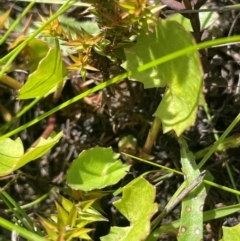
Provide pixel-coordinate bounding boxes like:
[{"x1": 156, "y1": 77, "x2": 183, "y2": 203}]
[
  {"x1": 198, "y1": 113, "x2": 240, "y2": 169},
  {"x1": 194, "y1": 134, "x2": 240, "y2": 159},
  {"x1": 0, "y1": 1, "x2": 35, "y2": 45},
  {"x1": 0, "y1": 216, "x2": 47, "y2": 241},
  {"x1": 203, "y1": 179, "x2": 240, "y2": 196},
  {"x1": 203, "y1": 101, "x2": 218, "y2": 141},
  {"x1": 0, "y1": 191, "x2": 42, "y2": 234},
  {"x1": 7, "y1": 0, "x2": 90, "y2": 7},
  {"x1": 5, "y1": 187, "x2": 56, "y2": 212},
  {"x1": 125, "y1": 151, "x2": 240, "y2": 196},
  {"x1": 122, "y1": 152, "x2": 183, "y2": 175},
  {"x1": 203, "y1": 101, "x2": 240, "y2": 203}
]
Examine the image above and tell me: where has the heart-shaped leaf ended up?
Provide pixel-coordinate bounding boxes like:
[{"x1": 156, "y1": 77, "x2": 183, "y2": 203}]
[
  {"x1": 122, "y1": 19, "x2": 202, "y2": 135},
  {"x1": 66, "y1": 146, "x2": 130, "y2": 191}
]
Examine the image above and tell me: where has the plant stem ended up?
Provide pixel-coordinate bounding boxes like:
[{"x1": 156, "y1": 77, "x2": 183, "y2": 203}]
[
  {"x1": 0, "y1": 75, "x2": 23, "y2": 89},
  {"x1": 143, "y1": 117, "x2": 161, "y2": 154}
]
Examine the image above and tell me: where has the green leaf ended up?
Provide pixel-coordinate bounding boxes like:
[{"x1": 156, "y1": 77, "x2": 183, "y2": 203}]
[
  {"x1": 68, "y1": 205, "x2": 78, "y2": 227},
  {"x1": 18, "y1": 44, "x2": 68, "y2": 99},
  {"x1": 220, "y1": 223, "x2": 240, "y2": 241},
  {"x1": 78, "y1": 205, "x2": 107, "y2": 223},
  {"x1": 15, "y1": 132, "x2": 63, "y2": 170},
  {"x1": 65, "y1": 228, "x2": 92, "y2": 240},
  {"x1": 39, "y1": 216, "x2": 58, "y2": 240},
  {"x1": 0, "y1": 132, "x2": 62, "y2": 176},
  {"x1": 9, "y1": 37, "x2": 49, "y2": 73},
  {"x1": 58, "y1": 194, "x2": 75, "y2": 213},
  {"x1": 101, "y1": 227, "x2": 130, "y2": 241},
  {"x1": 66, "y1": 146, "x2": 130, "y2": 191},
  {"x1": 0, "y1": 138, "x2": 23, "y2": 176},
  {"x1": 122, "y1": 19, "x2": 202, "y2": 135},
  {"x1": 26, "y1": 39, "x2": 50, "y2": 73},
  {"x1": 177, "y1": 137, "x2": 206, "y2": 241},
  {"x1": 101, "y1": 177, "x2": 158, "y2": 241},
  {"x1": 55, "y1": 201, "x2": 68, "y2": 232}
]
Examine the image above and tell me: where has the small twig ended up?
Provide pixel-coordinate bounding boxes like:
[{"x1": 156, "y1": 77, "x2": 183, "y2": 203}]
[
  {"x1": 164, "y1": 4, "x2": 240, "y2": 14},
  {"x1": 228, "y1": 12, "x2": 240, "y2": 37}
]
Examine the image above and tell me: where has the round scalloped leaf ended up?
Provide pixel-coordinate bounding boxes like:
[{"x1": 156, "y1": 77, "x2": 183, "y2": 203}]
[{"x1": 66, "y1": 146, "x2": 130, "y2": 191}]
